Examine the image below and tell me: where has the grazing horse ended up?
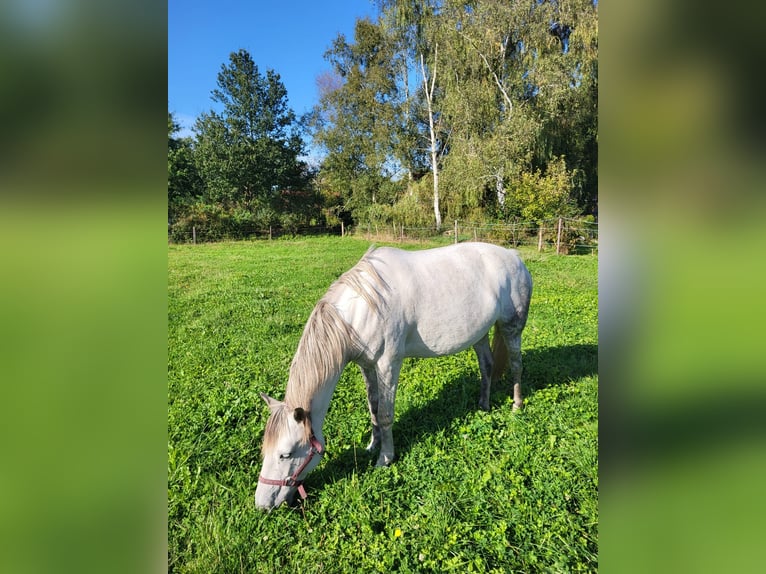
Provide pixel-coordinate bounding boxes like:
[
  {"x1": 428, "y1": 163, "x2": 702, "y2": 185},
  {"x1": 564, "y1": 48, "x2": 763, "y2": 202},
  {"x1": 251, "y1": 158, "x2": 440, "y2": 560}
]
[{"x1": 255, "y1": 242, "x2": 532, "y2": 510}]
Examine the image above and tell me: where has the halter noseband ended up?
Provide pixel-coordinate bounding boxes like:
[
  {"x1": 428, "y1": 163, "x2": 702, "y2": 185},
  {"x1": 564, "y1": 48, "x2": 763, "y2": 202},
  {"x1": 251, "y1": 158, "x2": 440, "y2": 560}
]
[{"x1": 258, "y1": 434, "x2": 325, "y2": 500}]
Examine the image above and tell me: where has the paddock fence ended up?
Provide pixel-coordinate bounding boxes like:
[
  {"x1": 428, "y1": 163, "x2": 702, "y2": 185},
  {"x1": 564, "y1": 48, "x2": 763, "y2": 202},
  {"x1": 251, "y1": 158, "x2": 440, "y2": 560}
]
[{"x1": 169, "y1": 217, "x2": 598, "y2": 254}]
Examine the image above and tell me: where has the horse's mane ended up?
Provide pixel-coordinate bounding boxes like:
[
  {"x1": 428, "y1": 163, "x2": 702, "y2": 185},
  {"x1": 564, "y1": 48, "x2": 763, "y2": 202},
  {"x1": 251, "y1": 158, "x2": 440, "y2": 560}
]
[
  {"x1": 283, "y1": 246, "x2": 388, "y2": 410},
  {"x1": 326, "y1": 246, "x2": 387, "y2": 314}
]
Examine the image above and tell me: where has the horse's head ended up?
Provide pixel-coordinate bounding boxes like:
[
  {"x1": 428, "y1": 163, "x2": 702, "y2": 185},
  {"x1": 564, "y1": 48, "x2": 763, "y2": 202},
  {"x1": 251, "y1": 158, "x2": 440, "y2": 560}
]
[{"x1": 255, "y1": 393, "x2": 324, "y2": 510}]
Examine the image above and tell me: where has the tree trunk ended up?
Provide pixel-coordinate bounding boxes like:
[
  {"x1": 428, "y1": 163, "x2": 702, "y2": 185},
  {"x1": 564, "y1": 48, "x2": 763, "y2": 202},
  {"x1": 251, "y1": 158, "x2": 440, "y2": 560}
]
[
  {"x1": 495, "y1": 171, "x2": 505, "y2": 207},
  {"x1": 421, "y1": 49, "x2": 442, "y2": 230}
]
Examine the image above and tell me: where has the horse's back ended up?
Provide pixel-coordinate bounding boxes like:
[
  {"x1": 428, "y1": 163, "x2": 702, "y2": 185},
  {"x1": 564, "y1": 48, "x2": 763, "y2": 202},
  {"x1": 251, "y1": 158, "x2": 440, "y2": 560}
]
[
  {"x1": 363, "y1": 243, "x2": 531, "y2": 357},
  {"x1": 370, "y1": 242, "x2": 529, "y2": 295}
]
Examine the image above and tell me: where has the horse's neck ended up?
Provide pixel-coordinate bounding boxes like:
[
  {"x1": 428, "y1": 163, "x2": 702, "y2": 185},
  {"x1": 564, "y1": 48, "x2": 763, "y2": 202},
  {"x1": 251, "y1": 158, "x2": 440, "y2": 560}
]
[
  {"x1": 285, "y1": 298, "x2": 358, "y2": 440},
  {"x1": 286, "y1": 363, "x2": 346, "y2": 442},
  {"x1": 308, "y1": 370, "x2": 344, "y2": 440}
]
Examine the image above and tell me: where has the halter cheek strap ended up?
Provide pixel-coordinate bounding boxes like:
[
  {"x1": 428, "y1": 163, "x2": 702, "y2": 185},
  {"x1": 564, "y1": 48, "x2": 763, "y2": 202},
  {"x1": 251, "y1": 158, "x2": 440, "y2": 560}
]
[{"x1": 258, "y1": 434, "x2": 325, "y2": 500}]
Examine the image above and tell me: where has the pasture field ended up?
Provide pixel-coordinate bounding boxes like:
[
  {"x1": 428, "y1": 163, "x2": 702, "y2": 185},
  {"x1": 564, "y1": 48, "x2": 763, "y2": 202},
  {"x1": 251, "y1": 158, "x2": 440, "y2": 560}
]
[{"x1": 168, "y1": 237, "x2": 598, "y2": 573}]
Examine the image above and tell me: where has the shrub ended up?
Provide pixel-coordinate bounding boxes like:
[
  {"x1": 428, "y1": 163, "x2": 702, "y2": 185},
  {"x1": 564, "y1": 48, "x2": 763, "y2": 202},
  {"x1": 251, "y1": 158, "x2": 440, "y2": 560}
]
[{"x1": 169, "y1": 202, "x2": 278, "y2": 242}]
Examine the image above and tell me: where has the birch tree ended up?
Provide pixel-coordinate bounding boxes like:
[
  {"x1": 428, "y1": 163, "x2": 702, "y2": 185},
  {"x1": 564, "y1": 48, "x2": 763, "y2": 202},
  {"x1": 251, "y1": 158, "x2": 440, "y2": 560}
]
[{"x1": 420, "y1": 46, "x2": 442, "y2": 229}]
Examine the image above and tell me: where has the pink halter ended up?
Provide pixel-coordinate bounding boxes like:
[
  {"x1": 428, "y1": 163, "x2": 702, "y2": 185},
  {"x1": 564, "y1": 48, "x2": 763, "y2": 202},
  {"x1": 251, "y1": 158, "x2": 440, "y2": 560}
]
[{"x1": 258, "y1": 434, "x2": 324, "y2": 500}]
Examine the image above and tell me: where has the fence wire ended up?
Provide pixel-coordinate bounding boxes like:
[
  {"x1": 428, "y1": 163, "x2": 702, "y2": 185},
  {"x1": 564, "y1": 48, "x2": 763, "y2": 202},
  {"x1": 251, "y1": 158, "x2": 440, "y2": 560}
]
[{"x1": 169, "y1": 217, "x2": 598, "y2": 254}]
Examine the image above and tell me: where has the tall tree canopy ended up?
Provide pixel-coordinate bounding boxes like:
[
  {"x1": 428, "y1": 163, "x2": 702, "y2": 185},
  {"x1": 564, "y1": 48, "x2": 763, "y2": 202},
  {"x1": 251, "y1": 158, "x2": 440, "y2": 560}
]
[
  {"x1": 311, "y1": 0, "x2": 597, "y2": 227},
  {"x1": 193, "y1": 49, "x2": 308, "y2": 209},
  {"x1": 309, "y1": 19, "x2": 408, "y2": 223},
  {"x1": 168, "y1": 3, "x2": 596, "y2": 239}
]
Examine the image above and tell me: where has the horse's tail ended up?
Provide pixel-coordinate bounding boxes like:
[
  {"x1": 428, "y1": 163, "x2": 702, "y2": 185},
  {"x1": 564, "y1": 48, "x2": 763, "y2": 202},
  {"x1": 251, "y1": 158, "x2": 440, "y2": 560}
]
[{"x1": 490, "y1": 322, "x2": 509, "y2": 382}]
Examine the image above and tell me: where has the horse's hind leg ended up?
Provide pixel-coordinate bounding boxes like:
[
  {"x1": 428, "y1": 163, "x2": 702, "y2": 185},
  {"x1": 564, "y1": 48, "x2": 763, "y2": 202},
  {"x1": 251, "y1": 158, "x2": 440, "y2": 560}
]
[
  {"x1": 473, "y1": 334, "x2": 493, "y2": 411},
  {"x1": 498, "y1": 325, "x2": 524, "y2": 411},
  {"x1": 360, "y1": 365, "x2": 381, "y2": 452}
]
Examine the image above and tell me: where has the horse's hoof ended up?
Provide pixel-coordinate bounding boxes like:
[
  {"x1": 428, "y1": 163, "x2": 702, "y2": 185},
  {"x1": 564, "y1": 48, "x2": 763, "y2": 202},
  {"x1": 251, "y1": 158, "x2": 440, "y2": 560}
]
[
  {"x1": 478, "y1": 400, "x2": 490, "y2": 411},
  {"x1": 512, "y1": 401, "x2": 523, "y2": 412},
  {"x1": 375, "y1": 454, "x2": 394, "y2": 467}
]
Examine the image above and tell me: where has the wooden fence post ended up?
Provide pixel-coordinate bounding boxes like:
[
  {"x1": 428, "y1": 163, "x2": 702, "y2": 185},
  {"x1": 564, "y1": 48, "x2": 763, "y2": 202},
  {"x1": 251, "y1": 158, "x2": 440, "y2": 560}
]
[
  {"x1": 269, "y1": 226, "x2": 272, "y2": 240},
  {"x1": 341, "y1": 221, "x2": 345, "y2": 237},
  {"x1": 556, "y1": 217, "x2": 563, "y2": 254},
  {"x1": 454, "y1": 220, "x2": 458, "y2": 244},
  {"x1": 192, "y1": 226, "x2": 196, "y2": 244},
  {"x1": 538, "y1": 224, "x2": 543, "y2": 252}
]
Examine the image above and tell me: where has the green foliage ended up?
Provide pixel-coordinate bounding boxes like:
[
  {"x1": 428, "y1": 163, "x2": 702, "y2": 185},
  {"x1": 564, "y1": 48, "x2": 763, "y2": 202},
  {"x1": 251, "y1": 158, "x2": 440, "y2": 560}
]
[
  {"x1": 310, "y1": 19, "x2": 408, "y2": 224},
  {"x1": 168, "y1": 51, "x2": 324, "y2": 235},
  {"x1": 192, "y1": 50, "x2": 311, "y2": 213},
  {"x1": 513, "y1": 156, "x2": 579, "y2": 223},
  {"x1": 389, "y1": 184, "x2": 436, "y2": 228},
  {"x1": 168, "y1": 202, "x2": 278, "y2": 242},
  {"x1": 168, "y1": 3, "x2": 597, "y2": 239},
  {"x1": 168, "y1": 112, "x2": 203, "y2": 222},
  {"x1": 168, "y1": 238, "x2": 598, "y2": 572},
  {"x1": 310, "y1": 0, "x2": 598, "y2": 228}
]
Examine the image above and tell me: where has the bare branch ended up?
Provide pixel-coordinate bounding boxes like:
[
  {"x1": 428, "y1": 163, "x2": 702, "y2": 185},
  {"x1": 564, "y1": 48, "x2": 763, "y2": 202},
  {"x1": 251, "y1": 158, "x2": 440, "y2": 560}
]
[{"x1": 457, "y1": 30, "x2": 513, "y2": 114}]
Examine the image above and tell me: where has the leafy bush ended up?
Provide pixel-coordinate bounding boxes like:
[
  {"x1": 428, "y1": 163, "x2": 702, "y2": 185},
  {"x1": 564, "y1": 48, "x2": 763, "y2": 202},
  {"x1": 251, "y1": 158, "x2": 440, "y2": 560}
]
[
  {"x1": 388, "y1": 187, "x2": 435, "y2": 229},
  {"x1": 512, "y1": 157, "x2": 579, "y2": 225},
  {"x1": 169, "y1": 202, "x2": 279, "y2": 242}
]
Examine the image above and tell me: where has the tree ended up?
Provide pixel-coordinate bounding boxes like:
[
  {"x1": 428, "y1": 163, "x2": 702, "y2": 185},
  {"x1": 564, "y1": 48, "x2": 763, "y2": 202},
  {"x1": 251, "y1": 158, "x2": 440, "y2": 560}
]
[
  {"x1": 534, "y1": 0, "x2": 598, "y2": 215},
  {"x1": 310, "y1": 1, "x2": 598, "y2": 228},
  {"x1": 193, "y1": 50, "x2": 307, "y2": 210},
  {"x1": 378, "y1": 0, "x2": 444, "y2": 227},
  {"x1": 513, "y1": 156, "x2": 578, "y2": 223},
  {"x1": 430, "y1": 0, "x2": 534, "y2": 220},
  {"x1": 168, "y1": 111, "x2": 202, "y2": 222},
  {"x1": 420, "y1": 47, "x2": 442, "y2": 228},
  {"x1": 433, "y1": 0, "x2": 596, "y2": 220},
  {"x1": 310, "y1": 19, "x2": 406, "y2": 223}
]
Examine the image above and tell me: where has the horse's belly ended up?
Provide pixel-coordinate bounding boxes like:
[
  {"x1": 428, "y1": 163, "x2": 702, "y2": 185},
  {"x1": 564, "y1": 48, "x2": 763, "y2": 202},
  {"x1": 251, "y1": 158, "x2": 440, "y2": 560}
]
[{"x1": 403, "y1": 317, "x2": 494, "y2": 358}]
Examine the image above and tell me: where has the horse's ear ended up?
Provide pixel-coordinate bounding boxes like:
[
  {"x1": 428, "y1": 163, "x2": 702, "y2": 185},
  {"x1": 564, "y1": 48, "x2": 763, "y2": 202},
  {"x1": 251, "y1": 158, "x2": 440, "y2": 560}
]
[
  {"x1": 293, "y1": 407, "x2": 307, "y2": 423},
  {"x1": 260, "y1": 393, "x2": 283, "y2": 411}
]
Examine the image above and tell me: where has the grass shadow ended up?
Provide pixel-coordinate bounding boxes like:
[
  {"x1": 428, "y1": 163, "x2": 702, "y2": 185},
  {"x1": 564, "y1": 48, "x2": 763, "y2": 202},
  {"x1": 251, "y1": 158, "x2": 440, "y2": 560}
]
[{"x1": 308, "y1": 343, "x2": 597, "y2": 488}]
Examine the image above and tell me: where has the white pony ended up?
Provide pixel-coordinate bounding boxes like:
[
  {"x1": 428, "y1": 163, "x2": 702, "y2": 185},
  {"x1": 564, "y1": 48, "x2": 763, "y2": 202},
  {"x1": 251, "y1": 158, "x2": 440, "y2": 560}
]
[{"x1": 255, "y1": 242, "x2": 532, "y2": 510}]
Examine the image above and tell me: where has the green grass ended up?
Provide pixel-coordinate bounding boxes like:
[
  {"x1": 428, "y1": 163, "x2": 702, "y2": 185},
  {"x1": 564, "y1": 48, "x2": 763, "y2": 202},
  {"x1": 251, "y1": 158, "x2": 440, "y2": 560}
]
[{"x1": 168, "y1": 237, "x2": 597, "y2": 572}]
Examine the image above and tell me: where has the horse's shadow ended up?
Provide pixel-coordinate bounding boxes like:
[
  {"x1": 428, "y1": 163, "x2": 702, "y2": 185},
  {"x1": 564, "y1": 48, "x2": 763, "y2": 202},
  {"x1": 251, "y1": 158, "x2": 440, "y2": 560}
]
[{"x1": 309, "y1": 343, "x2": 597, "y2": 487}]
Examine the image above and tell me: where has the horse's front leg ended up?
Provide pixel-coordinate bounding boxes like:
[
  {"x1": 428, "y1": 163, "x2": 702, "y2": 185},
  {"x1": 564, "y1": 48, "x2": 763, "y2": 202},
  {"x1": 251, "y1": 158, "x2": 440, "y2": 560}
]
[
  {"x1": 359, "y1": 365, "x2": 381, "y2": 452},
  {"x1": 374, "y1": 358, "x2": 402, "y2": 467}
]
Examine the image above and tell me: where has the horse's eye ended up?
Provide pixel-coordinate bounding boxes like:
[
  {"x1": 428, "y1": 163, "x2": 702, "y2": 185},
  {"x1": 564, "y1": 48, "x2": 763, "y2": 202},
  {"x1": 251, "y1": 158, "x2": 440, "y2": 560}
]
[{"x1": 279, "y1": 453, "x2": 292, "y2": 460}]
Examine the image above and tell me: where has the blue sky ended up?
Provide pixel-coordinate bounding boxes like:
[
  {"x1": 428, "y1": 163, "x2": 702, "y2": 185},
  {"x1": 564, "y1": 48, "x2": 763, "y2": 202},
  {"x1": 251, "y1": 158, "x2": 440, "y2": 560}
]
[{"x1": 169, "y1": 0, "x2": 378, "y2": 138}]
